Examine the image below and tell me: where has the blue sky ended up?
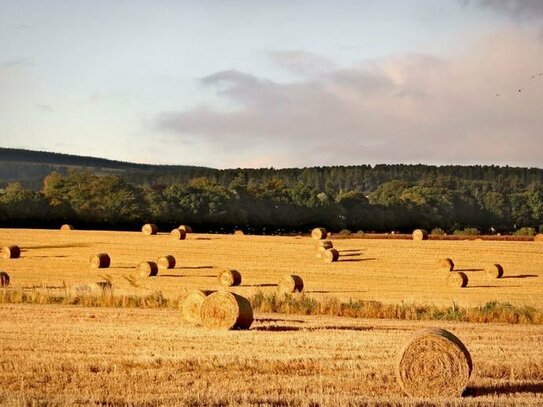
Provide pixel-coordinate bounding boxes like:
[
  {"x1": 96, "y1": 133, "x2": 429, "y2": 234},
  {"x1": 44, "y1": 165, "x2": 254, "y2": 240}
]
[{"x1": 1, "y1": 0, "x2": 543, "y2": 168}]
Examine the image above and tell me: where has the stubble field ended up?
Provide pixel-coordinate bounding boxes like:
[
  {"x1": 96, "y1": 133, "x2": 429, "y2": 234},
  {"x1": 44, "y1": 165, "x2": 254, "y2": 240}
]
[{"x1": 0, "y1": 228, "x2": 542, "y2": 406}]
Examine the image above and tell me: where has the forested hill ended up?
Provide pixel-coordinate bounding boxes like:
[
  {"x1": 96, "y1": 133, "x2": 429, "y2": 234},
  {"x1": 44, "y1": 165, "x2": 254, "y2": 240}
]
[{"x1": 1, "y1": 147, "x2": 543, "y2": 234}]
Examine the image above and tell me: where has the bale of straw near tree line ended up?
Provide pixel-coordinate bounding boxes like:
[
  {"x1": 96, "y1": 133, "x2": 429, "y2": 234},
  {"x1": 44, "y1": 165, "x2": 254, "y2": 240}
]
[
  {"x1": 60, "y1": 224, "x2": 74, "y2": 231},
  {"x1": 534, "y1": 233, "x2": 543, "y2": 242},
  {"x1": 181, "y1": 289, "x2": 215, "y2": 325},
  {"x1": 412, "y1": 229, "x2": 429, "y2": 241},
  {"x1": 234, "y1": 230, "x2": 245, "y2": 235},
  {"x1": 438, "y1": 258, "x2": 455, "y2": 272},
  {"x1": 218, "y1": 269, "x2": 242, "y2": 287},
  {"x1": 0, "y1": 271, "x2": 10, "y2": 287},
  {"x1": 138, "y1": 261, "x2": 158, "y2": 277},
  {"x1": 157, "y1": 255, "x2": 176, "y2": 270},
  {"x1": 200, "y1": 291, "x2": 253, "y2": 330},
  {"x1": 89, "y1": 253, "x2": 110, "y2": 269},
  {"x1": 142, "y1": 223, "x2": 158, "y2": 235},
  {"x1": 279, "y1": 274, "x2": 304, "y2": 293},
  {"x1": 178, "y1": 225, "x2": 193, "y2": 233},
  {"x1": 396, "y1": 327, "x2": 472, "y2": 398},
  {"x1": 485, "y1": 264, "x2": 504, "y2": 279},
  {"x1": 1, "y1": 245, "x2": 20, "y2": 259},
  {"x1": 311, "y1": 227, "x2": 327, "y2": 240},
  {"x1": 447, "y1": 271, "x2": 468, "y2": 288},
  {"x1": 170, "y1": 228, "x2": 186, "y2": 240},
  {"x1": 323, "y1": 248, "x2": 339, "y2": 263}
]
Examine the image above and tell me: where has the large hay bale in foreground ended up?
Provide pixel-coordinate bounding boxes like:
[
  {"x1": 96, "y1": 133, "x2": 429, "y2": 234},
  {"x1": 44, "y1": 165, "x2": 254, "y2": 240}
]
[
  {"x1": 279, "y1": 274, "x2": 304, "y2": 293},
  {"x1": 138, "y1": 261, "x2": 158, "y2": 277},
  {"x1": 178, "y1": 225, "x2": 193, "y2": 233},
  {"x1": 181, "y1": 289, "x2": 215, "y2": 325},
  {"x1": 534, "y1": 233, "x2": 543, "y2": 242},
  {"x1": 157, "y1": 255, "x2": 176, "y2": 270},
  {"x1": 218, "y1": 269, "x2": 242, "y2": 287},
  {"x1": 89, "y1": 253, "x2": 110, "y2": 269},
  {"x1": 412, "y1": 229, "x2": 429, "y2": 241},
  {"x1": 170, "y1": 228, "x2": 186, "y2": 240},
  {"x1": 60, "y1": 224, "x2": 74, "y2": 231},
  {"x1": 142, "y1": 223, "x2": 158, "y2": 235},
  {"x1": 438, "y1": 258, "x2": 455, "y2": 272},
  {"x1": 200, "y1": 291, "x2": 253, "y2": 330},
  {"x1": 1, "y1": 245, "x2": 20, "y2": 259},
  {"x1": 396, "y1": 327, "x2": 472, "y2": 398},
  {"x1": 0, "y1": 271, "x2": 10, "y2": 287},
  {"x1": 447, "y1": 271, "x2": 468, "y2": 288},
  {"x1": 311, "y1": 227, "x2": 327, "y2": 240},
  {"x1": 323, "y1": 248, "x2": 339, "y2": 263},
  {"x1": 485, "y1": 264, "x2": 504, "y2": 279}
]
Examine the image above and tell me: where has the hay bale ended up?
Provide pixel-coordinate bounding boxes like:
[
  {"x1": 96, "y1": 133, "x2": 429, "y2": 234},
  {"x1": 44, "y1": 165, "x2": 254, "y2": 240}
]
[
  {"x1": 485, "y1": 264, "x2": 504, "y2": 279},
  {"x1": 200, "y1": 291, "x2": 253, "y2": 330},
  {"x1": 323, "y1": 248, "x2": 339, "y2": 263},
  {"x1": 170, "y1": 228, "x2": 187, "y2": 240},
  {"x1": 0, "y1": 271, "x2": 10, "y2": 288},
  {"x1": 412, "y1": 229, "x2": 429, "y2": 241},
  {"x1": 60, "y1": 224, "x2": 74, "y2": 231},
  {"x1": 438, "y1": 258, "x2": 455, "y2": 272},
  {"x1": 396, "y1": 327, "x2": 472, "y2": 398},
  {"x1": 89, "y1": 253, "x2": 110, "y2": 269},
  {"x1": 279, "y1": 274, "x2": 304, "y2": 293},
  {"x1": 178, "y1": 225, "x2": 193, "y2": 233},
  {"x1": 311, "y1": 227, "x2": 327, "y2": 240},
  {"x1": 218, "y1": 269, "x2": 242, "y2": 287},
  {"x1": 317, "y1": 240, "x2": 333, "y2": 249},
  {"x1": 447, "y1": 271, "x2": 468, "y2": 288},
  {"x1": 181, "y1": 289, "x2": 215, "y2": 325},
  {"x1": 316, "y1": 245, "x2": 328, "y2": 258},
  {"x1": 534, "y1": 233, "x2": 543, "y2": 242},
  {"x1": 1, "y1": 245, "x2": 20, "y2": 259},
  {"x1": 142, "y1": 223, "x2": 158, "y2": 235},
  {"x1": 157, "y1": 255, "x2": 176, "y2": 270},
  {"x1": 233, "y1": 230, "x2": 245, "y2": 235},
  {"x1": 138, "y1": 261, "x2": 158, "y2": 277}
]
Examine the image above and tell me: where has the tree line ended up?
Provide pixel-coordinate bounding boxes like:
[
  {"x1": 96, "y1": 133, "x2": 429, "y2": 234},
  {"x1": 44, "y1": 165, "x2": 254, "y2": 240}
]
[{"x1": 0, "y1": 168, "x2": 542, "y2": 234}]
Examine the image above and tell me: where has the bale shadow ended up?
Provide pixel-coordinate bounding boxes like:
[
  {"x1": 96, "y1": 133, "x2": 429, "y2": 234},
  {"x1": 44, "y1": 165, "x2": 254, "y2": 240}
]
[
  {"x1": 338, "y1": 257, "x2": 377, "y2": 262},
  {"x1": 240, "y1": 283, "x2": 278, "y2": 288},
  {"x1": 160, "y1": 274, "x2": 216, "y2": 278},
  {"x1": 194, "y1": 238, "x2": 214, "y2": 240},
  {"x1": 502, "y1": 274, "x2": 538, "y2": 279},
  {"x1": 23, "y1": 243, "x2": 92, "y2": 250},
  {"x1": 29, "y1": 255, "x2": 69, "y2": 258},
  {"x1": 340, "y1": 253, "x2": 362, "y2": 258},
  {"x1": 339, "y1": 249, "x2": 364, "y2": 253},
  {"x1": 465, "y1": 382, "x2": 543, "y2": 397},
  {"x1": 454, "y1": 268, "x2": 484, "y2": 272},
  {"x1": 178, "y1": 266, "x2": 214, "y2": 270},
  {"x1": 256, "y1": 317, "x2": 305, "y2": 323},
  {"x1": 310, "y1": 326, "x2": 373, "y2": 332},
  {"x1": 338, "y1": 259, "x2": 363, "y2": 263},
  {"x1": 306, "y1": 290, "x2": 367, "y2": 294},
  {"x1": 253, "y1": 326, "x2": 302, "y2": 332},
  {"x1": 467, "y1": 285, "x2": 521, "y2": 289}
]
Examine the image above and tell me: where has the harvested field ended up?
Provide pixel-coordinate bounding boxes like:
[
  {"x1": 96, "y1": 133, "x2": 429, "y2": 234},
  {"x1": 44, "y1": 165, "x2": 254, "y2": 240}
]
[
  {"x1": 0, "y1": 304, "x2": 541, "y2": 406},
  {"x1": 0, "y1": 228, "x2": 541, "y2": 308}
]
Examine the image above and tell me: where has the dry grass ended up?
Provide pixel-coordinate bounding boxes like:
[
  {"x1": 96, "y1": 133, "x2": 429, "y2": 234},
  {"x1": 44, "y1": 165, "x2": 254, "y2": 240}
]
[{"x1": 0, "y1": 304, "x2": 541, "y2": 406}]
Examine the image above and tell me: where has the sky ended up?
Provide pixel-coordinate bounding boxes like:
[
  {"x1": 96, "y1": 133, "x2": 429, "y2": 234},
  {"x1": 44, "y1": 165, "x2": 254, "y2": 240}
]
[{"x1": 1, "y1": 0, "x2": 543, "y2": 169}]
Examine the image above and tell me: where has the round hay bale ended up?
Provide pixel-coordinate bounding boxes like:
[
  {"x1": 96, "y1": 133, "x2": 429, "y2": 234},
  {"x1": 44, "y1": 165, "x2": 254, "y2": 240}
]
[
  {"x1": 316, "y1": 245, "x2": 329, "y2": 258},
  {"x1": 200, "y1": 291, "x2": 253, "y2": 330},
  {"x1": 89, "y1": 253, "x2": 110, "y2": 269},
  {"x1": 534, "y1": 233, "x2": 543, "y2": 242},
  {"x1": 233, "y1": 230, "x2": 245, "y2": 235},
  {"x1": 485, "y1": 264, "x2": 504, "y2": 279},
  {"x1": 311, "y1": 227, "x2": 327, "y2": 240},
  {"x1": 157, "y1": 255, "x2": 176, "y2": 270},
  {"x1": 438, "y1": 258, "x2": 455, "y2": 272},
  {"x1": 60, "y1": 224, "x2": 74, "y2": 231},
  {"x1": 178, "y1": 225, "x2": 193, "y2": 233},
  {"x1": 412, "y1": 229, "x2": 429, "y2": 241},
  {"x1": 181, "y1": 289, "x2": 215, "y2": 325},
  {"x1": 447, "y1": 272, "x2": 468, "y2": 288},
  {"x1": 141, "y1": 223, "x2": 158, "y2": 235},
  {"x1": 317, "y1": 240, "x2": 333, "y2": 249},
  {"x1": 1, "y1": 245, "x2": 20, "y2": 259},
  {"x1": 137, "y1": 261, "x2": 158, "y2": 277},
  {"x1": 0, "y1": 271, "x2": 10, "y2": 287},
  {"x1": 170, "y1": 228, "x2": 186, "y2": 240},
  {"x1": 278, "y1": 274, "x2": 304, "y2": 293},
  {"x1": 218, "y1": 269, "x2": 242, "y2": 287},
  {"x1": 323, "y1": 248, "x2": 339, "y2": 263},
  {"x1": 396, "y1": 327, "x2": 472, "y2": 398}
]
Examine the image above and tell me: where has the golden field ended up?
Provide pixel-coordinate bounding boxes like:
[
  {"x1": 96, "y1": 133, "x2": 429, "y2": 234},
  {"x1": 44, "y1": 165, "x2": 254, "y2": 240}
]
[
  {"x1": 0, "y1": 228, "x2": 542, "y2": 406},
  {"x1": 0, "y1": 228, "x2": 541, "y2": 308},
  {"x1": 0, "y1": 304, "x2": 542, "y2": 406}
]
